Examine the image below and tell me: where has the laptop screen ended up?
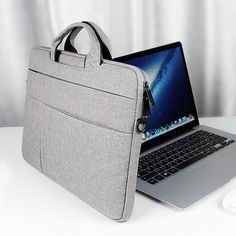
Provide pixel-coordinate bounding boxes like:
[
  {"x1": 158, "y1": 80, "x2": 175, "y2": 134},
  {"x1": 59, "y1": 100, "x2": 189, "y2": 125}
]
[{"x1": 115, "y1": 43, "x2": 198, "y2": 143}]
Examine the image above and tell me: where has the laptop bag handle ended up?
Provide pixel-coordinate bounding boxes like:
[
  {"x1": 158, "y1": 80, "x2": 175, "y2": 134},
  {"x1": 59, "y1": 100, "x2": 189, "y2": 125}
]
[
  {"x1": 50, "y1": 22, "x2": 102, "y2": 69},
  {"x1": 64, "y1": 21, "x2": 112, "y2": 60}
]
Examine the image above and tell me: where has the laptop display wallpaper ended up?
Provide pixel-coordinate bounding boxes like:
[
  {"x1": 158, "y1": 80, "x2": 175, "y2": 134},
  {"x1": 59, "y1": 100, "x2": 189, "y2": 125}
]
[{"x1": 124, "y1": 47, "x2": 196, "y2": 141}]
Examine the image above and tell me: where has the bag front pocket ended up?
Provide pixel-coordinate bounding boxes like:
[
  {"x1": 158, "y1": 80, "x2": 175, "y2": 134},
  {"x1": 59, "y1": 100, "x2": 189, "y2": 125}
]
[{"x1": 41, "y1": 105, "x2": 133, "y2": 219}]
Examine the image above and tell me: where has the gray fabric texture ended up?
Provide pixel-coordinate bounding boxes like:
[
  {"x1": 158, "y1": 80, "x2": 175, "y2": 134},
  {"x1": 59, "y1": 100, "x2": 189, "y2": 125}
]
[{"x1": 22, "y1": 22, "x2": 145, "y2": 221}]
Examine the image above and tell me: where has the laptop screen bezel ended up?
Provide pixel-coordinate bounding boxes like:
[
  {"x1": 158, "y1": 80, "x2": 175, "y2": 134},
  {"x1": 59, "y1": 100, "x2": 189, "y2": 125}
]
[{"x1": 114, "y1": 42, "x2": 199, "y2": 152}]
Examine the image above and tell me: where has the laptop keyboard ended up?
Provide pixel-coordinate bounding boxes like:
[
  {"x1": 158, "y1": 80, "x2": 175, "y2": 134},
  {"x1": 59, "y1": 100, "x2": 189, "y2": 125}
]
[{"x1": 138, "y1": 130, "x2": 235, "y2": 185}]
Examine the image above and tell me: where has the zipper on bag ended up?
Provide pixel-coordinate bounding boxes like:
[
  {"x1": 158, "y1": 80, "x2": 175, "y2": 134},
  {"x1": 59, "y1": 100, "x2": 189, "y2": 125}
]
[{"x1": 136, "y1": 81, "x2": 155, "y2": 133}]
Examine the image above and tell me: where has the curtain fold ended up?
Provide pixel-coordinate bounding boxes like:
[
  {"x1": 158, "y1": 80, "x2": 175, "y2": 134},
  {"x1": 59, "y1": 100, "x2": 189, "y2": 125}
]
[{"x1": 0, "y1": 0, "x2": 236, "y2": 126}]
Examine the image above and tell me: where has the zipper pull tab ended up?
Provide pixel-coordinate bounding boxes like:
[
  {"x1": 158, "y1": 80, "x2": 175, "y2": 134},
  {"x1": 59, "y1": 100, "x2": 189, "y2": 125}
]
[
  {"x1": 136, "y1": 81, "x2": 156, "y2": 133},
  {"x1": 143, "y1": 81, "x2": 155, "y2": 107}
]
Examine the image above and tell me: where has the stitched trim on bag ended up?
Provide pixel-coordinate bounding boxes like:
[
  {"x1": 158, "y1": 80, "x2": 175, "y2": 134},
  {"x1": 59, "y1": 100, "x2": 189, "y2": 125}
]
[
  {"x1": 29, "y1": 69, "x2": 136, "y2": 100},
  {"x1": 28, "y1": 95, "x2": 133, "y2": 135}
]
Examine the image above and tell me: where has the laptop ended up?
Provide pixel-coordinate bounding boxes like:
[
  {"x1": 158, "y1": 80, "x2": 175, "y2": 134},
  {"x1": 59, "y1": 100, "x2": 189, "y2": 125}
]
[{"x1": 115, "y1": 42, "x2": 236, "y2": 208}]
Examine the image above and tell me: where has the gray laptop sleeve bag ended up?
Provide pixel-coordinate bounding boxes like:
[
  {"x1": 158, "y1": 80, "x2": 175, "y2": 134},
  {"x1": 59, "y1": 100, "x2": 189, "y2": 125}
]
[{"x1": 22, "y1": 21, "x2": 153, "y2": 221}]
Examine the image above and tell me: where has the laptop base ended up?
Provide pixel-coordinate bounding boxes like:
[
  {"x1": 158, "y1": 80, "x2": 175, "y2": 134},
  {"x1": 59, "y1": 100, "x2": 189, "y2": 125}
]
[{"x1": 137, "y1": 125, "x2": 236, "y2": 209}]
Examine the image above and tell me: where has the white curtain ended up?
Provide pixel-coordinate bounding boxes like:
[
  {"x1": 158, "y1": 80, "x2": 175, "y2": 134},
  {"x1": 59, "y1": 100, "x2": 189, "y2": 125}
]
[{"x1": 0, "y1": 0, "x2": 236, "y2": 126}]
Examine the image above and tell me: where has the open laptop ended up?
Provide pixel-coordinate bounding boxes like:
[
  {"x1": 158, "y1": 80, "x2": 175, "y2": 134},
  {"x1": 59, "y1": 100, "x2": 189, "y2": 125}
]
[{"x1": 115, "y1": 42, "x2": 236, "y2": 208}]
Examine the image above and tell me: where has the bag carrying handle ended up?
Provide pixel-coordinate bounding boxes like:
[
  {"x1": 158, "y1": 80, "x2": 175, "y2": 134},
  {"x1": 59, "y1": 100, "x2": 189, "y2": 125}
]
[
  {"x1": 50, "y1": 22, "x2": 101, "y2": 69},
  {"x1": 64, "y1": 21, "x2": 112, "y2": 60}
]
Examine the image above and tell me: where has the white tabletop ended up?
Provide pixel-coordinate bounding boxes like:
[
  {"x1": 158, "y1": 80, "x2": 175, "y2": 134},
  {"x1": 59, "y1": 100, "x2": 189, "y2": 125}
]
[{"x1": 1, "y1": 117, "x2": 236, "y2": 236}]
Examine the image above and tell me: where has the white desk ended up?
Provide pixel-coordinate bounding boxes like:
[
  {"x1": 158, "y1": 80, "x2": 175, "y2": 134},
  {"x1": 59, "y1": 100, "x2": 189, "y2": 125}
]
[{"x1": 0, "y1": 117, "x2": 236, "y2": 236}]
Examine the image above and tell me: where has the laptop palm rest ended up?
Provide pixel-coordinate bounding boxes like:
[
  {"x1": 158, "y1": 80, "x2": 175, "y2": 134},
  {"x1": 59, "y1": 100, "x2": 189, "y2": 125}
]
[{"x1": 137, "y1": 136, "x2": 236, "y2": 209}]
